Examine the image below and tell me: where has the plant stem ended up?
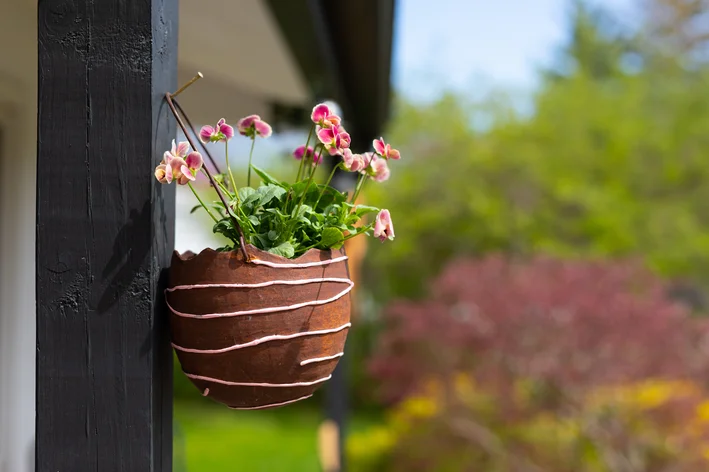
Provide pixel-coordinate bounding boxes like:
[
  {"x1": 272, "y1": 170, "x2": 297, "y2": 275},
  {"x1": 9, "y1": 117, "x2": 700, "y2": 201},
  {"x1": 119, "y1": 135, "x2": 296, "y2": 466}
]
[
  {"x1": 215, "y1": 179, "x2": 233, "y2": 199},
  {"x1": 350, "y1": 174, "x2": 369, "y2": 204},
  {"x1": 246, "y1": 137, "x2": 256, "y2": 187},
  {"x1": 225, "y1": 141, "x2": 238, "y2": 196},
  {"x1": 296, "y1": 125, "x2": 315, "y2": 182},
  {"x1": 344, "y1": 223, "x2": 374, "y2": 241},
  {"x1": 292, "y1": 146, "x2": 324, "y2": 223},
  {"x1": 188, "y1": 182, "x2": 218, "y2": 223},
  {"x1": 314, "y1": 164, "x2": 341, "y2": 209},
  {"x1": 213, "y1": 177, "x2": 256, "y2": 233}
]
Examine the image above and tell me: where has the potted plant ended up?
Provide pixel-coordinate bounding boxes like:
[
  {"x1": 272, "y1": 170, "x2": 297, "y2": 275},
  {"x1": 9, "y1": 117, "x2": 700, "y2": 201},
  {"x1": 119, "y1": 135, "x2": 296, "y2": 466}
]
[{"x1": 156, "y1": 74, "x2": 398, "y2": 410}]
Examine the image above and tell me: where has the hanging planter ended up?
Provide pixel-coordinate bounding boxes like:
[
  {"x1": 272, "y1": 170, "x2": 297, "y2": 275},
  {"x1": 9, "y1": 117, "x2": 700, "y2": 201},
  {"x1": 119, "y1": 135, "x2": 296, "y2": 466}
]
[
  {"x1": 157, "y1": 73, "x2": 400, "y2": 409},
  {"x1": 168, "y1": 245, "x2": 352, "y2": 409}
]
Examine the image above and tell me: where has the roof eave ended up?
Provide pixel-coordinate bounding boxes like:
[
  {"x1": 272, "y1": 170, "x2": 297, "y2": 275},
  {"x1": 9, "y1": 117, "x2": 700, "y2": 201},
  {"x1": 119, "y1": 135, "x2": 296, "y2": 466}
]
[{"x1": 265, "y1": 0, "x2": 396, "y2": 142}]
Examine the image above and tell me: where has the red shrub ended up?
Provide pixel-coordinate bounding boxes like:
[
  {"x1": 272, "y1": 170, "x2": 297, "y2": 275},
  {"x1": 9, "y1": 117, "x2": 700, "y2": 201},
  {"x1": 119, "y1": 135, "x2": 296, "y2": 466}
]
[{"x1": 370, "y1": 255, "x2": 709, "y2": 403}]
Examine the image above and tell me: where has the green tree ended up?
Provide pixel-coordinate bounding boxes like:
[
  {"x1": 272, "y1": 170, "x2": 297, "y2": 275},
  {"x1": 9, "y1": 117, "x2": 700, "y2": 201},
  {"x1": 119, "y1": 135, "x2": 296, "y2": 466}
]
[{"x1": 364, "y1": 2, "x2": 709, "y2": 302}]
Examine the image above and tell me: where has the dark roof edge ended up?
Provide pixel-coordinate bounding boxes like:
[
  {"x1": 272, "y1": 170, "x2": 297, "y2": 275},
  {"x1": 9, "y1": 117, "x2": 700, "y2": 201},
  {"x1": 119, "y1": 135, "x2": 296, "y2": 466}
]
[{"x1": 265, "y1": 0, "x2": 396, "y2": 142}]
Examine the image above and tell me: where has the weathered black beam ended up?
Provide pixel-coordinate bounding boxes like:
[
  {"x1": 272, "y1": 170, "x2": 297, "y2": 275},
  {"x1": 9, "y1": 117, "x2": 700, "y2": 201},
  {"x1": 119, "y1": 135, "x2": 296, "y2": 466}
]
[
  {"x1": 36, "y1": 0, "x2": 177, "y2": 470},
  {"x1": 321, "y1": 0, "x2": 396, "y2": 143},
  {"x1": 266, "y1": 0, "x2": 396, "y2": 146}
]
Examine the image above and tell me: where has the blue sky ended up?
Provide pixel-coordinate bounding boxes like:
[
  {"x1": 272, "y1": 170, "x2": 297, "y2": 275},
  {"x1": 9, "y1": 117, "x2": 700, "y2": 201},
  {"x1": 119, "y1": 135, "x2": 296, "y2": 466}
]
[{"x1": 393, "y1": 0, "x2": 637, "y2": 101}]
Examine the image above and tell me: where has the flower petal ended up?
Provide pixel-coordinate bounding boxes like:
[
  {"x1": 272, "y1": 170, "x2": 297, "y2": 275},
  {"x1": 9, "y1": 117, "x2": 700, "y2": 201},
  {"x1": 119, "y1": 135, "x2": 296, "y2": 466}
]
[
  {"x1": 293, "y1": 145, "x2": 305, "y2": 160},
  {"x1": 388, "y1": 147, "x2": 401, "y2": 160},
  {"x1": 175, "y1": 141, "x2": 190, "y2": 157},
  {"x1": 219, "y1": 122, "x2": 234, "y2": 140},
  {"x1": 236, "y1": 114, "x2": 260, "y2": 134},
  {"x1": 374, "y1": 209, "x2": 394, "y2": 241},
  {"x1": 338, "y1": 130, "x2": 351, "y2": 148},
  {"x1": 180, "y1": 165, "x2": 196, "y2": 182},
  {"x1": 185, "y1": 151, "x2": 203, "y2": 171},
  {"x1": 373, "y1": 138, "x2": 386, "y2": 156},
  {"x1": 165, "y1": 162, "x2": 173, "y2": 183},
  {"x1": 254, "y1": 120, "x2": 272, "y2": 138},
  {"x1": 311, "y1": 104, "x2": 330, "y2": 124},
  {"x1": 317, "y1": 127, "x2": 335, "y2": 144},
  {"x1": 199, "y1": 125, "x2": 214, "y2": 143},
  {"x1": 370, "y1": 156, "x2": 390, "y2": 182},
  {"x1": 327, "y1": 115, "x2": 341, "y2": 127},
  {"x1": 154, "y1": 165, "x2": 167, "y2": 183}
]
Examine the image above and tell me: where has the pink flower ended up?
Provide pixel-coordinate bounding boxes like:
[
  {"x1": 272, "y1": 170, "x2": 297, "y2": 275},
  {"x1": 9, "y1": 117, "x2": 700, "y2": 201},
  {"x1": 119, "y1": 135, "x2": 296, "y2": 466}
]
[
  {"x1": 236, "y1": 114, "x2": 273, "y2": 138},
  {"x1": 373, "y1": 209, "x2": 395, "y2": 242},
  {"x1": 342, "y1": 149, "x2": 366, "y2": 172},
  {"x1": 317, "y1": 125, "x2": 351, "y2": 156},
  {"x1": 372, "y1": 137, "x2": 401, "y2": 160},
  {"x1": 311, "y1": 103, "x2": 341, "y2": 128},
  {"x1": 170, "y1": 139, "x2": 190, "y2": 159},
  {"x1": 293, "y1": 145, "x2": 314, "y2": 160},
  {"x1": 339, "y1": 129, "x2": 352, "y2": 149},
  {"x1": 154, "y1": 140, "x2": 203, "y2": 185},
  {"x1": 317, "y1": 127, "x2": 343, "y2": 156},
  {"x1": 369, "y1": 155, "x2": 391, "y2": 182},
  {"x1": 361, "y1": 152, "x2": 374, "y2": 168},
  {"x1": 154, "y1": 162, "x2": 169, "y2": 183},
  {"x1": 199, "y1": 118, "x2": 234, "y2": 143}
]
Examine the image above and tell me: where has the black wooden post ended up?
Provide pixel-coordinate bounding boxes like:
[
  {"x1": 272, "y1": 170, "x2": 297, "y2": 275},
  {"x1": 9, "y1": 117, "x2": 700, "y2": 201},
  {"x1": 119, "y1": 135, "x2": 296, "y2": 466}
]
[
  {"x1": 325, "y1": 165, "x2": 358, "y2": 472},
  {"x1": 36, "y1": 0, "x2": 178, "y2": 470}
]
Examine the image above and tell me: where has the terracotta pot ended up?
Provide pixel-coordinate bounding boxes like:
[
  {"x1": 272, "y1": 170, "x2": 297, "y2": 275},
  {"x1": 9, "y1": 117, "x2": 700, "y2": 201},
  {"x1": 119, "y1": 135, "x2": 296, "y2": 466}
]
[{"x1": 168, "y1": 244, "x2": 352, "y2": 410}]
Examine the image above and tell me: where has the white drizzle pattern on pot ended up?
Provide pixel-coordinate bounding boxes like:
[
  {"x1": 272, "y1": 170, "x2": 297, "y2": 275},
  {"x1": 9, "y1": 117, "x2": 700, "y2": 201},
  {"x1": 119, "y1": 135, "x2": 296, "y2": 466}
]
[
  {"x1": 184, "y1": 373, "x2": 331, "y2": 388},
  {"x1": 166, "y1": 278, "x2": 354, "y2": 319},
  {"x1": 171, "y1": 322, "x2": 352, "y2": 354},
  {"x1": 228, "y1": 394, "x2": 313, "y2": 410},
  {"x1": 299, "y1": 352, "x2": 344, "y2": 366},
  {"x1": 247, "y1": 254, "x2": 348, "y2": 268}
]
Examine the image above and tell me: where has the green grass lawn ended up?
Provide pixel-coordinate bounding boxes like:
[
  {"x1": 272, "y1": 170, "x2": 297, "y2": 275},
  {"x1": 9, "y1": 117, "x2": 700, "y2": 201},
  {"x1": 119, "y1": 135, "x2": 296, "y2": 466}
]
[{"x1": 174, "y1": 398, "x2": 376, "y2": 472}]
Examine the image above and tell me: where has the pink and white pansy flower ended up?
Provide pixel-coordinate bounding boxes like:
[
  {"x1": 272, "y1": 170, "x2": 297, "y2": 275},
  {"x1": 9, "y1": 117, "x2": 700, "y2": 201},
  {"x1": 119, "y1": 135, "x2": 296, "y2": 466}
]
[
  {"x1": 311, "y1": 103, "x2": 341, "y2": 128},
  {"x1": 368, "y1": 155, "x2": 391, "y2": 182},
  {"x1": 154, "y1": 140, "x2": 203, "y2": 185},
  {"x1": 199, "y1": 118, "x2": 234, "y2": 143},
  {"x1": 373, "y1": 209, "x2": 395, "y2": 242},
  {"x1": 293, "y1": 145, "x2": 315, "y2": 161},
  {"x1": 373, "y1": 137, "x2": 401, "y2": 160},
  {"x1": 236, "y1": 114, "x2": 273, "y2": 138},
  {"x1": 317, "y1": 125, "x2": 351, "y2": 156},
  {"x1": 342, "y1": 149, "x2": 367, "y2": 172}
]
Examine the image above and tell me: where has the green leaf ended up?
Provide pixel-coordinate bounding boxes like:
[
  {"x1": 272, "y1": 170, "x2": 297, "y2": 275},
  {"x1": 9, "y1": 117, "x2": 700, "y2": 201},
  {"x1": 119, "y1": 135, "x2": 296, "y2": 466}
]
[
  {"x1": 251, "y1": 166, "x2": 286, "y2": 187},
  {"x1": 265, "y1": 208, "x2": 289, "y2": 221},
  {"x1": 256, "y1": 184, "x2": 287, "y2": 206},
  {"x1": 248, "y1": 215, "x2": 260, "y2": 226},
  {"x1": 267, "y1": 241, "x2": 295, "y2": 258},
  {"x1": 320, "y1": 227, "x2": 345, "y2": 248},
  {"x1": 238, "y1": 187, "x2": 256, "y2": 202},
  {"x1": 354, "y1": 205, "x2": 380, "y2": 217},
  {"x1": 267, "y1": 230, "x2": 279, "y2": 241},
  {"x1": 315, "y1": 185, "x2": 348, "y2": 208},
  {"x1": 292, "y1": 204, "x2": 313, "y2": 219},
  {"x1": 190, "y1": 203, "x2": 224, "y2": 215}
]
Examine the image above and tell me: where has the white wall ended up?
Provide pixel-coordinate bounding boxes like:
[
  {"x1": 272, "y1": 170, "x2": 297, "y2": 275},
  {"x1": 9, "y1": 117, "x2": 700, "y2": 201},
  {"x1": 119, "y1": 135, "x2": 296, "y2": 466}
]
[{"x1": 0, "y1": 2, "x2": 37, "y2": 471}]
